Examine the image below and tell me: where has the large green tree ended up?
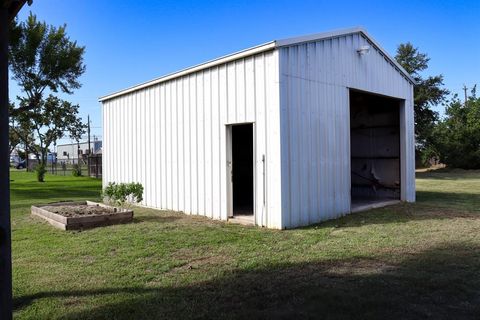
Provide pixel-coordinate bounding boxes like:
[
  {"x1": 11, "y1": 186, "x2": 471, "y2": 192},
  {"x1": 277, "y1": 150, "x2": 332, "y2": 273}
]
[
  {"x1": 433, "y1": 87, "x2": 480, "y2": 169},
  {"x1": 395, "y1": 43, "x2": 449, "y2": 154},
  {"x1": 11, "y1": 95, "x2": 85, "y2": 164},
  {"x1": 9, "y1": 13, "x2": 86, "y2": 174}
]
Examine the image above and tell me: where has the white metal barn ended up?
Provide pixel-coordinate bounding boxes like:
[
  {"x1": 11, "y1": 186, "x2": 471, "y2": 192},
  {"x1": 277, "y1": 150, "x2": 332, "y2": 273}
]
[{"x1": 100, "y1": 27, "x2": 415, "y2": 229}]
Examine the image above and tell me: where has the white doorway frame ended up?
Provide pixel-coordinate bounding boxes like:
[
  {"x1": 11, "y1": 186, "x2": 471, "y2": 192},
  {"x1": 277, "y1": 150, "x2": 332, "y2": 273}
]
[{"x1": 225, "y1": 122, "x2": 256, "y2": 222}]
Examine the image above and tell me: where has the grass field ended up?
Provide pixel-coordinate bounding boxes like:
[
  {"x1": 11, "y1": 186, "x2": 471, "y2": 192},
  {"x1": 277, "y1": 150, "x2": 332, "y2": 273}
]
[{"x1": 10, "y1": 169, "x2": 480, "y2": 319}]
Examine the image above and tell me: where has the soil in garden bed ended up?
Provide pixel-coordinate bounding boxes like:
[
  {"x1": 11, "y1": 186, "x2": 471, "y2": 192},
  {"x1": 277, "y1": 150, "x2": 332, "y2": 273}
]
[{"x1": 41, "y1": 205, "x2": 117, "y2": 217}]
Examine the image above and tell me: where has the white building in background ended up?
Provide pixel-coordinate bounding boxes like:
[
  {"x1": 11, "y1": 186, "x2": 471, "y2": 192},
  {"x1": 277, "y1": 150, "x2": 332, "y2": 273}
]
[
  {"x1": 57, "y1": 140, "x2": 102, "y2": 163},
  {"x1": 100, "y1": 28, "x2": 415, "y2": 229},
  {"x1": 9, "y1": 149, "x2": 21, "y2": 164}
]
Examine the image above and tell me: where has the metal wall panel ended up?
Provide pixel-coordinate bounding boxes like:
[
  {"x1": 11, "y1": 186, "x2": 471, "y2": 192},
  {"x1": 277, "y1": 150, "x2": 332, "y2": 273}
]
[
  {"x1": 278, "y1": 33, "x2": 415, "y2": 228},
  {"x1": 102, "y1": 51, "x2": 282, "y2": 229}
]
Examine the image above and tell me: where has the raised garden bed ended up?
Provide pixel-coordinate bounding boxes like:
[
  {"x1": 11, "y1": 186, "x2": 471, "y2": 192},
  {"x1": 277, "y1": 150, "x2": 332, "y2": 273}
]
[{"x1": 31, "y1": 201, "x2": 133, "y2": 230}]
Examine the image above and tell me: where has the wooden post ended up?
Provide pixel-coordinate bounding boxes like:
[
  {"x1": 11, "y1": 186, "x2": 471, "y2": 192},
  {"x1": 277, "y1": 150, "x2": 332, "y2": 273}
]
[
  {"x1": 87, "y1": 114, "x2": 91, "y2": 154},
  {"x1": 1, "y1": 2, "x2": 31, "y2": 317},
  {"x1": 0, "y1": 5, "x2": 13, "y2": 319}
]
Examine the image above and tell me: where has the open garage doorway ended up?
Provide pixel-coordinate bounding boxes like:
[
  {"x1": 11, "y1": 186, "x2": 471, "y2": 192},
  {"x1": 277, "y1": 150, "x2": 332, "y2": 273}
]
[
  {"x1": 227, "y1": 123, "x2": 254, "y2": 224},
  {"x1": 350, "y1": 90, "x2": 401, "y2": 212}
]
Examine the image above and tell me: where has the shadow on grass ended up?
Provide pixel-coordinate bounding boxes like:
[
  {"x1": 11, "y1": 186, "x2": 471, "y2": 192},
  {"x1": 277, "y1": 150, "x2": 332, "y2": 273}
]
[{"x1": 14, "y1": 244, "x2": 480, "y2": 319}]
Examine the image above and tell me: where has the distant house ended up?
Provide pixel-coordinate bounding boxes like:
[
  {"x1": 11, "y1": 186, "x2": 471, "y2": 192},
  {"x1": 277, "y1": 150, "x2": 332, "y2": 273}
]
[
  {"x1": 57, "y1": 140, "x2": 102, "y2": 164},
  {"x1": 100, "y1": 28, "x2": 415, "y2": 229}
]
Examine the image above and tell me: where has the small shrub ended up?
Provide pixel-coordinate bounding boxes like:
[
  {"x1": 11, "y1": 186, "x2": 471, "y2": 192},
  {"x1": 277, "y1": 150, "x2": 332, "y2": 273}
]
[
  {"x1": 72, "y1": 164, "x2": 82, "y2": 177},
  {"x1": 35, "y1": 164, "x2": 47, "y2": 182},
  {"x1": 102, "y1": 182, "x2": 144, "y2": 208}
]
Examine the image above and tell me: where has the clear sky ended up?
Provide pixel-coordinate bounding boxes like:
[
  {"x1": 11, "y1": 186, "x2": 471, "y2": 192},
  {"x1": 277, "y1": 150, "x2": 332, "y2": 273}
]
[{"x1": 10, "y1": 0, "x2": 480, "y2": 145}]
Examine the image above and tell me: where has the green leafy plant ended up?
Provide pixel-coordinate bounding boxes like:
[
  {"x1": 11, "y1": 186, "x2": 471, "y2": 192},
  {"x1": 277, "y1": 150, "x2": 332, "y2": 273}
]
[
  {"x1": 35, "y1": 164, "x2": 47, "y2": 182},
  {"x1": 72, "y1": 164, "x2": 82, "y2": 177},
  {"x1": 102, "y1": 182, "x2": 144, "y2": 208}
]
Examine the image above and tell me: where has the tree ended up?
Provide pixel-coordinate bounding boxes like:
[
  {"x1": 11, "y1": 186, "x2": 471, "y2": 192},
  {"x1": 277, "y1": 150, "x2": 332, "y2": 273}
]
[
  {"x1": 395, "y1": 43, "x2": 449, "y2": 156},
  {"x1": 11, "y1": 95, "x2": 85, "y2": 165},
  {"x1": 433, "y1": 86, "x2": 480, "y2": 169},
  {"x1": 8, "y1": 123, "x2": 21, "y2": 155},
  {"x1": 9, "y1": 13, "x2": 85, "y2": 116},
  {"x1": 9, "y1": 13, "x2": 86, "y2": 177},
  {"x1": 8, "y1": 102, "x2": 31, "y2": 156}
]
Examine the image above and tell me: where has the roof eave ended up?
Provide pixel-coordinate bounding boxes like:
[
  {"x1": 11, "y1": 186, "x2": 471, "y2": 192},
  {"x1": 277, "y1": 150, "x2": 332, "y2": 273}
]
[
  {"x1": 98, "y1": 41, "x2": 276, "y2": 102},
  {"x1": 99, "y1": 28, "x2": 415, "y2": 102},
  {"x1": 358, "y1": 29, "x2": 416, "y2": 85},
  {"x1": 275, "y1": 26, "x2": 365, "y2": 47}
]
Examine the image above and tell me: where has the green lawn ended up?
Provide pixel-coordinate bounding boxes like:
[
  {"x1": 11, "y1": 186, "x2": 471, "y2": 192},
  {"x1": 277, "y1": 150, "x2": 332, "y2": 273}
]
[{"x1": 11, "y1": 169, "x2": 480, "y2": 319}]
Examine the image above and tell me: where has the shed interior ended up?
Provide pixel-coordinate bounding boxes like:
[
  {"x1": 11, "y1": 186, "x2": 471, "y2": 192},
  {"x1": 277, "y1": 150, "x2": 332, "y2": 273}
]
[
  {"x1": 350, "y1": 90, "x2": 401, "y2": 211},
  {"x1": 231, "y1": 124, "x2": 254, "y2": 218}
]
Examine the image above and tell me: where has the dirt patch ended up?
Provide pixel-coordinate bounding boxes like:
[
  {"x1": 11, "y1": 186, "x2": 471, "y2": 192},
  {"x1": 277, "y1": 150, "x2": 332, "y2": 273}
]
[{"x1": 42, "y1": 204, "x2": 116, "y2": 217}]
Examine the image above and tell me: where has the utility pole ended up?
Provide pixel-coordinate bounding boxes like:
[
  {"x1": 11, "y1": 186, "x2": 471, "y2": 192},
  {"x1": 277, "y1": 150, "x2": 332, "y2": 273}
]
[
  {"x1": 87, "y1": 115, "x2": 91, "y2": 176},
  {"x1": 87, "y1": 114, "x2": 91, "y2": 154},
  {"x1": 53, "y1": 141, "x2": 56, "y2": 174},
  {"x1": 463, "y1": 85, "x2": 468, "y2": 107},
  {"x1": 25, "y1": 139, "x2": 28, "y2": 171},
  {"x1": 1, "y1": 2, "x2": 32, "y2": 319}
]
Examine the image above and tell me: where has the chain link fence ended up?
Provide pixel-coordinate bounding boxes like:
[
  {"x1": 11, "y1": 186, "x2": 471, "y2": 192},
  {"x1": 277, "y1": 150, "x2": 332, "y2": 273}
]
[
  {"x1": 25, "y1": 155, "x2": 102, "y2": 178},
  {"x1": 87, "y1": 155, "x2": 102, "y2": 178}
]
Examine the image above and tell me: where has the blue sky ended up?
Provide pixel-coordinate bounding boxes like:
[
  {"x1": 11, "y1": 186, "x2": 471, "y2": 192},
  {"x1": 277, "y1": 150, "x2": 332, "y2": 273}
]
[{"x1": 10, "y1": 0, "x2": 480, "y2": 144}]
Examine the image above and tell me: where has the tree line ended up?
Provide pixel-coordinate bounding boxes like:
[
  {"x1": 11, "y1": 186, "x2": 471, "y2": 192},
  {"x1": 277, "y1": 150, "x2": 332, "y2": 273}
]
[{"x1": 395, "y1": 43, "x2": 479, "y2": 169}]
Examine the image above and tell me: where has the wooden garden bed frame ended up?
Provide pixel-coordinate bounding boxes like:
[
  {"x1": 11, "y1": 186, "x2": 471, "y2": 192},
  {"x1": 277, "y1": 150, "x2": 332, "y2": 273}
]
[{"x1": 31, "y1": 201, "x2": 133, "y2": 230}]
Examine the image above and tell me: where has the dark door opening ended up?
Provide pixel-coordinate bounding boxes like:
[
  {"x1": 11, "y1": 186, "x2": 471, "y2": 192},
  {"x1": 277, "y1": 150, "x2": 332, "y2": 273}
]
[
  {"x1": 350, "y1": 90, "x2": 401, "y2": 210},
  {"x1": 231, "y1": 124, "x2": 254, "y2": 217}
]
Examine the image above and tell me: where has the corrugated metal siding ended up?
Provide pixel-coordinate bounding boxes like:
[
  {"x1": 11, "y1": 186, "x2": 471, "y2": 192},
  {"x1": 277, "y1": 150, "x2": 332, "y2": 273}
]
[
  {"x1": 102, "y1": 51, "x2": 283, "y2": 229},
  {"x1": 278, "y1": 33, "x2": 415, "y2": 228}
]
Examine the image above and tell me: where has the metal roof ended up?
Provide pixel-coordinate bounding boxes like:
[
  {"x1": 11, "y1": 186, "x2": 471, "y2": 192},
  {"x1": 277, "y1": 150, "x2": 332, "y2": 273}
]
[{"x1": 99, "y1": 27, "x2": 415, "y2": 102}]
